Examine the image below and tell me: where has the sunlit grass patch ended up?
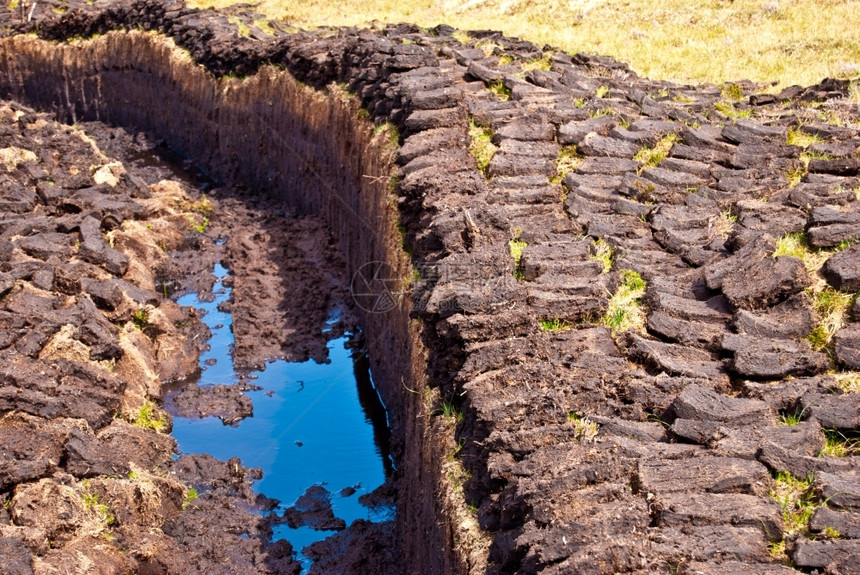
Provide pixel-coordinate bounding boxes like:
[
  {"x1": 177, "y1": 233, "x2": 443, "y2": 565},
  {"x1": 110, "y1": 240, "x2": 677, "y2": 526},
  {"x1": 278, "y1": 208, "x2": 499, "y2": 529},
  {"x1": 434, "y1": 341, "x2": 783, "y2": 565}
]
[
  {"x1": 714, "y1": 100, "x2": 753, "y2": 120},
  {"x1": 509, "y1": 227, "x2": 527, "y2": 280},
  {"x1": 807, "y1": 287, "x2": 853, "y2": 352},
  {"x1": 601, "y1": 269, "x2": 646, "y2": 333},
  {"x1": 769, "y1": 471, "x2": 818, "y2": 537},
  {"x1": 551, "y1": 145, "x2": 582, "y2": 184},
  {"x1": 520, "y1": 51, "x2": 554, "y2": 72},
  {"x1": 191, "y1": 0, "x2": 860, "y2": 90},
  {"x1": 540, "y1": 318, "x2": 569, "y2": 331},
  {"x1": 468, "y1": 118, "x2": 497, "y2": 175},
  {"x1": 589, "y1": 238, "x2": 614, "y2": 273},
  {"x1": 819, "y1": 429, "x2": 860, "y2": 457},
  {"x1": 834, "y1": 372, "x2": 860, "y2": 394},
  {"x1": 568, "y1": 412, "x2": 598, "y2": 442},
  {"x1": 787, "y1": 127, "x2": 824, "y2": 148},
  {"x1": 486, "y1": 79, "x2": 512, "y2": 101},
  {"x1": 634, "y1": 133, "x2": 680, "y2": 171}
]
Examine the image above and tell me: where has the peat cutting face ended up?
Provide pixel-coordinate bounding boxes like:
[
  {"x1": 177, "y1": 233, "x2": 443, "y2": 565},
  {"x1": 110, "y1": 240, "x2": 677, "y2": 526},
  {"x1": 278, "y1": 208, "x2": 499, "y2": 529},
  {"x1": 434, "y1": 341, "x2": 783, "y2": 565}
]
[{"x1": 1, "y1": 1, "x2": 860, "y2": 575}]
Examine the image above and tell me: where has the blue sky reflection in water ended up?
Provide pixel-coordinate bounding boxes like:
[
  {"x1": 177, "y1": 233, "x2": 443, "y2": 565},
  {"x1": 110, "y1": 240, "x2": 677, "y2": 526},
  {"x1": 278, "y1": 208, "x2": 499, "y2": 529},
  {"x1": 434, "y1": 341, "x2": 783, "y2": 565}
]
[{"x1": 170, "y1": 263, "x2": 394, "y2": 568}]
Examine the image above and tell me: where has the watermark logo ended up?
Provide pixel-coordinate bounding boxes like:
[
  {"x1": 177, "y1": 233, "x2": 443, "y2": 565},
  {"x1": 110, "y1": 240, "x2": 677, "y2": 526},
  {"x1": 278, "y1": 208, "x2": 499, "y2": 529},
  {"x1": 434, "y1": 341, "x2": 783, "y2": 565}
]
[
  {"x1": 350, "y1": 261, "x2": 399, "y2": 313},
  {"x1": 351, "y1": 260, "x2": 513, "y2": 314}
]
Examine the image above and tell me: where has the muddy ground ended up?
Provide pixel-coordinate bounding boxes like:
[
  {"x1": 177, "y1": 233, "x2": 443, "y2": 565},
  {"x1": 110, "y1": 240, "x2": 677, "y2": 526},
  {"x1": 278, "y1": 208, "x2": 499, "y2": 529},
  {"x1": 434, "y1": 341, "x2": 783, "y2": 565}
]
[{"x1": 1, "y1": 1, "x2": 860, "y2": 574}]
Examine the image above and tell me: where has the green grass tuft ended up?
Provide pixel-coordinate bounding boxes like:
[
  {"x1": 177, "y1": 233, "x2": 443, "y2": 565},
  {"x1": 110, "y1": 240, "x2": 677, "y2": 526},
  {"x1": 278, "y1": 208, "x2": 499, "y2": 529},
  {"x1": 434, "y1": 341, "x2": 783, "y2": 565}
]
[
  {"x1": 787, "y1": 127, "x2": 824, "y2": 148},
  {"x1": 769, "y1": 471, "x2": 818, "y2": 537},
  {"x1": 601, "y1": 269, "x2": 647, "y2": 333},
  {"x1": 133, "y1": 402, "x2": 168, "y2": 433},
  {"x1": 521, "y1": 51, "x2": 554, "y2": 71},
  {"x1": 468, "y1": 118, "x2": 497, "y2": 175},
  {"x1": 540, "y1": 318, "x2": 569, "y2": 331},
  {"x1": 634, "y1": 133, "x2": 680, "y2": 171},
  {"x1": 807, "y1": 287, "x2": 853, "y2": 352},
  {"x1": 551, "y1": 145, "x2": 582, "y2": 184},
  {"x1": 509, "y1": 236, "x2": 527, "y2": 280},
  {"x1": 820, "y1": 429, "x2": 860, "y2": 457},
  {"x1": 589, "y1": 238, "x2": 614, "y2": 273},
  {"x1": 721, "y1": 83, "x2": 744, "y2": 101},
  {"x1": 486, "y1": 79, "x2": 512, "y2": 101},
  {"x1": 714, "y1": 100, "x2": 753, "y2": 119}
]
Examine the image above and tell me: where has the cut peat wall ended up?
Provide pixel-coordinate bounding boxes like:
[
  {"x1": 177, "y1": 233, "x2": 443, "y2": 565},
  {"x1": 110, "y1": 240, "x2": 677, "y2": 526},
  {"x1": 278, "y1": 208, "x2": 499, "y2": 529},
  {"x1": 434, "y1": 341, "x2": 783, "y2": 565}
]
[{"x1": 0, "y1": 31, "x2": 461, "y2": 575}]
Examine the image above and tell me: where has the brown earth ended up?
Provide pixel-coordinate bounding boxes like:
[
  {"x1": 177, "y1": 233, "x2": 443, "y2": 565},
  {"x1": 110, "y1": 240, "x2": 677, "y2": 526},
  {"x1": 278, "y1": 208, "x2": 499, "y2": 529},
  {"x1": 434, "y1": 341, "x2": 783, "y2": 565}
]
[{"x1": 1, "y1": 1, "x2": 860, "y2": 575}]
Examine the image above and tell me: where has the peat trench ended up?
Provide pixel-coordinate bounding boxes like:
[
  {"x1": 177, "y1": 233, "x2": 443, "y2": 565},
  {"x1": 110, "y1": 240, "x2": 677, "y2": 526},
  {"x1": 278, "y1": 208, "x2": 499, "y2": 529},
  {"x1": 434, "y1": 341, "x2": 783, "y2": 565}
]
[{"x1": 2, "y1": 1, "x2": 860, "y2": 574}]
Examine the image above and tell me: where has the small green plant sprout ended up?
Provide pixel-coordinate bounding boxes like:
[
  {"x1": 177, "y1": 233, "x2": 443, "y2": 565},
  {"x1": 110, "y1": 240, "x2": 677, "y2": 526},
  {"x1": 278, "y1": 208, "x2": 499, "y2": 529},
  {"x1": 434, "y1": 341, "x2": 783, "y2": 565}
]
[
  {"x1": 468, "y1": 118, "x2": 498, "y2": 176},
  {"x1": 769, "y1": 471, "x2": 818, "y2": 536},
  {"x1": 595, "y1": 85, "x2": 610, "y2": 98},
  {"x1": 634, "y1": 133, "x2": 680, "y2": 171},
  {"x1": 821, "y1": 526, "x2": 841, "y2": 539},
  {"x1": 551, "y1": 145, "x2": 582, "y2": 184},
  {"x1": 2, "y1": 496, "x2": 11, "y2": 509},
  {"x1": 589, "y1": 238, "x2": 614, "y2": 273},
  {"x1": 819, "y1": 429, "x2": 860, "y2": 457},
  {"x1": 714, "y1": 100, "x2": 753, "y2": 120},
  {"x1": 498, "y1": 54, "x2": 515, "y2": 66},
  {"x1": 187, "y1": 215, "x2": 209, "y2": 233},
  {"x1": 568, "y1": 412, "x2": 599, "y2": 442},
  {"x1": 572, "y1": 97, "x2": 586, "y2": 108},
  {"x1": 601, "y1": 269, "x2": 647, "y2": 333},
  {"x1": 133, "y1": 401, "x2": 168, "y2": 433},
  {"x1": 132, "y1": 308, "x2": 149, "y2": 330},
  {"x1": 807, "y1": 287, "x2": 853, "y2": 352},
  {"x1": 182, "y1": 487, "x2": 199, "y2": 510},
  {"x1": 540, "y1": 318, "x2": 569, "y2": 331},
  {"x1": 81, "y1": 491, "x2": 115, "y2": 529},
  {"x1": 486, "y1": 79, "x2": 512, "y2": 101},
  {"x1": 509, "y1": 227, "x2": 527, "y2": 280},
  {"x1": 589, "y1": 107, "x2": 614, "y2": 118},
  {"x1": 436, "y1": 398, "x2": 463, "y2": 423},
  {"x1": 779, "y1": 408, "x2": 804, "y2": 426},
  {"x1": 721, "y1": 83, "x2": 745, "y2": 101}
]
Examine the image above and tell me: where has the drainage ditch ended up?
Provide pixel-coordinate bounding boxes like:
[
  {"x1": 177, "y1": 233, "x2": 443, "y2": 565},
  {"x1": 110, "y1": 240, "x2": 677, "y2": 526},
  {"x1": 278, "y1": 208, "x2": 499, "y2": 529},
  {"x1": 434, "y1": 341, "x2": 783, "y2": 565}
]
[{"x1": 0, "y1": 20, "x2": 463, "y2": 575}]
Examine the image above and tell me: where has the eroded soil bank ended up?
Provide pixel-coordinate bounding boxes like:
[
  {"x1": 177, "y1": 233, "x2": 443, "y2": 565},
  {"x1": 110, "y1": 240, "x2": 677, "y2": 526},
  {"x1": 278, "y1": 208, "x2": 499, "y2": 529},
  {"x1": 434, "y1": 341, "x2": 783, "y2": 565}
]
[{"x1": 3, "y1": 1, "x2": 860, "y2": 574}]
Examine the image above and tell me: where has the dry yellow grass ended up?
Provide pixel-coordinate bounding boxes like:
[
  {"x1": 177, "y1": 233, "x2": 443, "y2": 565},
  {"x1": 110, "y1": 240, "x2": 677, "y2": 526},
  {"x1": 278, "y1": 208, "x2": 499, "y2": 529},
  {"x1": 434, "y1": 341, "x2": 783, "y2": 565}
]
[{"x1": 191, "y1": 0, "x2": 860, "y2": 89}]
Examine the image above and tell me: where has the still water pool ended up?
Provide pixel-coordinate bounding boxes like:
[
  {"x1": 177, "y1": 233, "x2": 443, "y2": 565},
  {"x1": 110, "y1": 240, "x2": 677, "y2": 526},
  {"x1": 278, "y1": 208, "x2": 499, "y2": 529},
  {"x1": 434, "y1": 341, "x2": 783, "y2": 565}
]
[{"x1": 170, "y1": 263, "x2": 394, "y2": 571}]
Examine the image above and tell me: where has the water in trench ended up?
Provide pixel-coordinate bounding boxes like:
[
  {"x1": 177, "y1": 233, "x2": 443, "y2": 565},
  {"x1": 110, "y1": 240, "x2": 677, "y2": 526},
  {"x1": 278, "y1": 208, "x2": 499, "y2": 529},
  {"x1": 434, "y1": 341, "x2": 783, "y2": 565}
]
[{"x1": 165, "y1": 244, "x2": 394, "y2": 570}]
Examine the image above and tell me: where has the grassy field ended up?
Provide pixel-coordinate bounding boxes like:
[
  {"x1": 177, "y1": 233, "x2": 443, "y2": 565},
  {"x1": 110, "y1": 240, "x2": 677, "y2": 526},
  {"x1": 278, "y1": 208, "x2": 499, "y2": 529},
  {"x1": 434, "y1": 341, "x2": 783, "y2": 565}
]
[{"x1": 191, "y1": 0, "x2": 860, "y2": 90}]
